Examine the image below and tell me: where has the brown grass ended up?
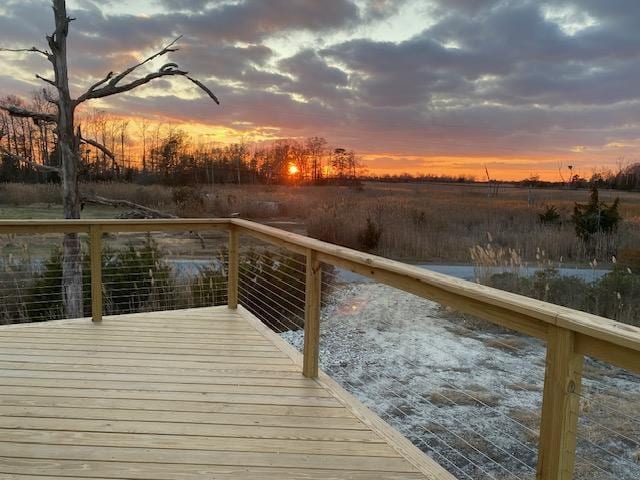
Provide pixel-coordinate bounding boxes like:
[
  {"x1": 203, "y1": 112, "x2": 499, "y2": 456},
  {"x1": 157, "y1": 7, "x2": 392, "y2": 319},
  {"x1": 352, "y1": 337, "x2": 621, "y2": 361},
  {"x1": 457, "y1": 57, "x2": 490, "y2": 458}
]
[{"x1": 2, "y1": 181, "x2": 640, "y2": 264}]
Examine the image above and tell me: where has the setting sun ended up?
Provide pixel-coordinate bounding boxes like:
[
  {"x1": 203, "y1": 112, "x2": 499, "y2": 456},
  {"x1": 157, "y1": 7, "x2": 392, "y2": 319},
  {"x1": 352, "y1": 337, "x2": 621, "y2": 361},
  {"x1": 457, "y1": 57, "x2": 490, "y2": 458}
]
[{"x1": 287, "y1": 164, "x2": 300, "y2": 175}]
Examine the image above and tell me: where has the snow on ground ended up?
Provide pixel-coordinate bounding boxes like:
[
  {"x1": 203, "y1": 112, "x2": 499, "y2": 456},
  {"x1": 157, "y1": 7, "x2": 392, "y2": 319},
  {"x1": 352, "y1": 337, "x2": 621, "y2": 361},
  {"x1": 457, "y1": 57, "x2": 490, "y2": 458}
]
[{"x1": 281, "y1": 282, "x2": 640, "y2": 480}]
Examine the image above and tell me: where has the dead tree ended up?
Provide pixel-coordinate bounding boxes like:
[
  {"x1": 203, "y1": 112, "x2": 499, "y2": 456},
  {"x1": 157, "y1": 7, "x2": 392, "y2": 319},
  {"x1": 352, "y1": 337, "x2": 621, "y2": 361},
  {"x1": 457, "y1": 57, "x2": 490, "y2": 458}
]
[{"x1": 0, "y1": 0, "x2": 219, "y2": 318}]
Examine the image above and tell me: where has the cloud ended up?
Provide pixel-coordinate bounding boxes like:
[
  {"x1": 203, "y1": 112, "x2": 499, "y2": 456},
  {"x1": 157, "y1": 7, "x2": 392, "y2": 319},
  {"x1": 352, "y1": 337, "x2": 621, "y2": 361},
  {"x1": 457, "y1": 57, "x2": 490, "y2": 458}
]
[
  {"x1": 1, "y1": 0, "x2": 639, "y2": 178},
  {"x1": 279, "y1": 50, "x2": 350, "y2": 102}
]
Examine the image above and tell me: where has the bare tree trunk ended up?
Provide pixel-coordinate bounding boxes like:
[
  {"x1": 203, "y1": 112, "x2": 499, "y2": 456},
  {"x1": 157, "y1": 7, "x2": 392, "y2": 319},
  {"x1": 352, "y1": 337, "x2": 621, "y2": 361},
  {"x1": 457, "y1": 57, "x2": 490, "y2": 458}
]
[
  {"x1": 2, "y1": 1, "x2": 218, "y2": 319},
  {"x1": 50, "y1": 0, "x2": 82, "y2": 318}
]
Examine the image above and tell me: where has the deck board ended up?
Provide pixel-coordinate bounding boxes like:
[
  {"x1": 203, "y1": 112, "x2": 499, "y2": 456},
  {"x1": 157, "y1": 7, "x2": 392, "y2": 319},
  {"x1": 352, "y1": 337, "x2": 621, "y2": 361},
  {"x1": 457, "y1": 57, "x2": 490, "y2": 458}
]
[{"x1": 0, "y1": 307, "x2": 453, "y2": 479}]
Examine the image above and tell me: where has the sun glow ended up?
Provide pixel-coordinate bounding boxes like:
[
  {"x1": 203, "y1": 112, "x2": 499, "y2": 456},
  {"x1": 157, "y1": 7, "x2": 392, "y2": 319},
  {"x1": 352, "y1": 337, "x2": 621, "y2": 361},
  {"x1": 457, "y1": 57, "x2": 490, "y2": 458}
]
[{"x1": 288, "y1": 164, "x2": 300, "y2": 175}]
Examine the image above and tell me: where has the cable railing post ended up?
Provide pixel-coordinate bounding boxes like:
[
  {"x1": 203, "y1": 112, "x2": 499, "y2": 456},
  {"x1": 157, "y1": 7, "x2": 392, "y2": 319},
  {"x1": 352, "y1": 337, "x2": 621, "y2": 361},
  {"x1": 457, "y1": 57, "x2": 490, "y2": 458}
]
[
  {"x1": 89, "y1": 224, "x2": 102, "y2": 323},
  {"x1": 537, "y1": 325, "x2": 583, "y2": 479},
  {"x1": 228, "y1": 226, "x2": 239, "y2": 309},
  {"x1": 303, "y1": 249, "x2": 321, "y2": 378}
]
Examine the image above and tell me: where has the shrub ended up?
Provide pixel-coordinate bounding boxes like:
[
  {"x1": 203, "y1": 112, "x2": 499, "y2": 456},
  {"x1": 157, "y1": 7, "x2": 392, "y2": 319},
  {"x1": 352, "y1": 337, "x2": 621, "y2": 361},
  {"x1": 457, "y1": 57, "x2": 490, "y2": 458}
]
[
  {"x1": 572, "y1": 185, "x2": 621, "y2": 241},
  {"x1": 190, "y1": 264, "x2": 228, "y2": 307},
  {"x1": 172, "y1": 186, "x2": 206, "y2": 216},
  {"x1": 25, "y1": 249, "x2": 90, "y2": 321},
  {"x1": 357, "y1": 217, "x2": 382, "y2": 252},
  {"x1": 238, "y1": 249, "x2": 335, "y2": 332},
  {"x1": 538, "y1": 205, "x2": 561, "y2": 225},
  {"x1": 102, "y1": 236, "x2": 174, "y2": 314}
]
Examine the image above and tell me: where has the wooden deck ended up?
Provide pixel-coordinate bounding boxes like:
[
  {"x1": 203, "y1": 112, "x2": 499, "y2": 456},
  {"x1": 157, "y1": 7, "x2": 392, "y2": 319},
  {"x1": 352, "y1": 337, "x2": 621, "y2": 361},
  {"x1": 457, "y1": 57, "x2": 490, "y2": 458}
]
[{"x1": 0, "y1": 306, "x2": 452, "y2": 480}]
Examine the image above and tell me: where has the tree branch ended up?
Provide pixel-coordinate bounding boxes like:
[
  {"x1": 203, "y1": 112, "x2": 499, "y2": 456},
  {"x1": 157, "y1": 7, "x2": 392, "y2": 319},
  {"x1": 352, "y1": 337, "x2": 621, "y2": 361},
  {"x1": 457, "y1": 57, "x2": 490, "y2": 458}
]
[
  {"x1": 81, "y1": 194, "x2": 205, "y2": 247},
  {"x1": 79, "y1": 135, "x2": 115, "y2": 160},
  {"x1": 0, "y1": 104, "x2": 56, "y2": 125},
  {"x1": 35, "y1": 74, "x2": 57, "y2": 87},
  {"x1": 76, "y1": 67, "x2": 219, "y2": 104},
  {"x1": 0, "y1": 146, "x2": 61, "y2": 174},
  {"x1": 81, "y1": 194, "x2": 177, "y2": 219},
  {"x1": 42, "y1": 88, "x2": 58, "y2": 105},
  {"x1": 185, "y1": 75, "x2": 220, "y2": 104},
  {"x1": 108, "y1": 36, "x2": 182, "y2": 87},
  {"x1": 0, "y1": 46, "x2": 53, "y2": 61},
  {"x1": 85, "y1": 71, "x2": 114, "y2": 95},
  {"x1": 75, "y1": 36, "x2": 219, "y2": 105}
]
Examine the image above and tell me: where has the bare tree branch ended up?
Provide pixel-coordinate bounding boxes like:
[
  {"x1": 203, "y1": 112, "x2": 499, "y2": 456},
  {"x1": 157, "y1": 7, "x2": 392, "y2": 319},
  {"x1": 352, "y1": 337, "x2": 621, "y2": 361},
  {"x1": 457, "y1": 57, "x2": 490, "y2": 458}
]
[
  {"x1": 81, "y1": 194, "x2": 206, "y2": 247},
  {"x1": 0, "y1": 104, "x2": 56, "y2": 125},
  {"x1": 108, "y1": 36, "x2": 182, "y2": 87},
  {"x1": 79, "y1": 135, "x2": 115, "y2": 160},
  {"x1": 85, "y1": 71, "x2": 114, "y2": 95},
  {"x1": 0, "y1": 46, "x2": 53, "y2": 61},
  {"x1": 42, "y1": 88, "x2": 58, "y2": 105},
  {"x1": 35, "y1": 74, "x2": 57, "y2": 87},
  {"x1": 76, "y1": 67, "x2": 219, "y2": 104},
  {"x1": 81, "y1": 194, "x2": 176, "y2": 218},
  {"x1": 185, "y1": 75, "x2": 220, "y2": 104},
  {"x1": 75, "y1": 36, "x2": 219, "y2": 105},
  {"x1": 0, "y1": 146, "x2": 61, "y2": 174}
]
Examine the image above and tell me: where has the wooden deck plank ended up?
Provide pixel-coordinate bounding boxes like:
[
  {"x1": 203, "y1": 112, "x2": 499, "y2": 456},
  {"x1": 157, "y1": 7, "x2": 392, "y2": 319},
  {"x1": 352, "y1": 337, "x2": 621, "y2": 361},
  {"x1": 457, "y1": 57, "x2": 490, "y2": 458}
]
[
  {"x1": 0, "y1": 355, "x2": 301, "y2": 371},
  {"x1": 0, "y1": 348, "x2": 294, "y2": 363},
  {"x1": 0, "y1": 377, "x2": 332, "y2": 397},
  {"x1": 0, "y1": 443, "x2": 417, "y2": 472},
  {"x1": 0, "y1": 459, "x2": 427, "y2": 480},
  {"x1": 0, "y1": 395, "x2": 354, "y2": 417},
  {"x1": 0, "y1": 361, "x2": 311, "y2": 379},
  {"x1": 0, "y1": 330, "x2": 273, "y2": 344},
  {"x1": 0, "y1": 368, "x2": 322, "y2": 388},
  {"x1": 0, "y1": 406, "x2": 369, "y2": 430},
  {"x1": 0, "y1": 338, "x2": 278, "y2": 352},
  {"x1": 0, "y1": 306, "x2": 452, "y2": 480},
  {"x1": 0, "y1": 386, "x2": 341, "y2": 407},
  {"x1": 0, "y1": 429, "x2": 398, "y2": 456}
]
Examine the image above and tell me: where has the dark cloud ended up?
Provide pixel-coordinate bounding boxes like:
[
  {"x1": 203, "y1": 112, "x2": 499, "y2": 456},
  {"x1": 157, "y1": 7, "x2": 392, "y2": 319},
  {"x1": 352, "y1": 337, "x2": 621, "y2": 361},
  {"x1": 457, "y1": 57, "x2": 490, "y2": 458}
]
[
  {"x1": 156, "y1": 0, "x2": 211, "y2": 11},
  {"x1": 175, "y1": 0, "x2": 360, "y2": 43},
  {"x1": 361, "y1": 0, "x2": 408, "y2": 20},
  {"x1": 279, "y1": 50, "x2": 350, "y2": 102}
]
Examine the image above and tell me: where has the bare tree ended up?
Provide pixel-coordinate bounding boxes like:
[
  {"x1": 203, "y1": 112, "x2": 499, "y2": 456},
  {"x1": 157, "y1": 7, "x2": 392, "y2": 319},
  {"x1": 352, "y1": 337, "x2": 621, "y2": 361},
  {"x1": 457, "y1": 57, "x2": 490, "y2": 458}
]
[{"x1": 0, "y1": 0, "x2": 219, "y2": 318}]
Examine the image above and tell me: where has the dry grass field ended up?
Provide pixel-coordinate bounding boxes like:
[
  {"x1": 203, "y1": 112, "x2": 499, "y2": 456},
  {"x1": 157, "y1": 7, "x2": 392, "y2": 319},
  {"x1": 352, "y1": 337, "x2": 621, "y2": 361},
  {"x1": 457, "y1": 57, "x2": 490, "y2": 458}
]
[{"x1": 2, "y1": 181, "x2": 639, "y2": 265}]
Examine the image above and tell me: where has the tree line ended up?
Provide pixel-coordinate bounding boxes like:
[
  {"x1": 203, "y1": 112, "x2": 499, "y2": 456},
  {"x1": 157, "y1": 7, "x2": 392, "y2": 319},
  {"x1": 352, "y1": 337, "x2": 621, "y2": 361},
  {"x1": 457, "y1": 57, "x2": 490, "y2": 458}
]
[{"x1": 1, "y1": 98, "x2": 361, "y2": 186}]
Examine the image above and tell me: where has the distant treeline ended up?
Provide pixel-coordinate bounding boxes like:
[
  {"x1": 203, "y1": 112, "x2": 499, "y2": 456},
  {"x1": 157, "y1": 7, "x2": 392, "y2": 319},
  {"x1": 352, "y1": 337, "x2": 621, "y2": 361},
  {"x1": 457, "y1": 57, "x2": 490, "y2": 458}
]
[
  {"x1": 2, "y1": 95, "x2": 639, "y2": 189},
  {"x1": 368, "y1": 167, "x2": 640, "y2": 191},
  {"x1": 0, "y1": 97, "x2": 360, "y2": 186}
]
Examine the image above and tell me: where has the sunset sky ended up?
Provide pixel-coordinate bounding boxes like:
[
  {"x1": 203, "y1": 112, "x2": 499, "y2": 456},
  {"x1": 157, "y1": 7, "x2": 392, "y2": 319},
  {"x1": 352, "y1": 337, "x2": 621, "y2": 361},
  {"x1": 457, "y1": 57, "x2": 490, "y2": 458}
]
[{"x1": 1, "y1": 0, "x2": 639, "y2": 180}]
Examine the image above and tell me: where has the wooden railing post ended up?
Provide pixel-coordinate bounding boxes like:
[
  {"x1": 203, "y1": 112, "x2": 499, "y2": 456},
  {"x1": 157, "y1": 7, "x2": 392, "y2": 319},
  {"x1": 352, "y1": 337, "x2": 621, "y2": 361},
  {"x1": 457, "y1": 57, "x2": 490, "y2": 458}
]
[
  {"x1": 228, "y1": 227, "x2": 239, "y2": 309},
  {"x1": 537, "y1": 325, "x2": 583, "y2": 479},
  {"x1": 303, "y1": 249, "x2": 321, "y2": 378},
  {"x1": 89, "y1": 224, "x2": 102, "y2": 323}
]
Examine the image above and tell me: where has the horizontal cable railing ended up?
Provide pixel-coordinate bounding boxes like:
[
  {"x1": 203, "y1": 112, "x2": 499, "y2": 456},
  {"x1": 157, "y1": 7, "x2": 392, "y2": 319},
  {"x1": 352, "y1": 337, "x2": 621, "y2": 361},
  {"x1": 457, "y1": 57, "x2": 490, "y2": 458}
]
[{"x1": 0, "y1": 217, "x2": 639, "y2": 479}]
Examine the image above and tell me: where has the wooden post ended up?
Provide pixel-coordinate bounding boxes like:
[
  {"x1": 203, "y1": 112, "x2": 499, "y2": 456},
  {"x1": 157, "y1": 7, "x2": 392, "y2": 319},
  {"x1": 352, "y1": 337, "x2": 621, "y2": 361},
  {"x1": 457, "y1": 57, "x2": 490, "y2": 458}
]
[
  {"x1": 537, "y1": 326, "x2": 583, "y2": 479},
  {"x1": 89, "y1": 225, "x2": 102, "y2": 323},
  {"x1": 228, "y1": 227, "x2": 239, "y2": 309},
  {"x1": 303, "y1": 249, "x2": 321, "y2": 378}
]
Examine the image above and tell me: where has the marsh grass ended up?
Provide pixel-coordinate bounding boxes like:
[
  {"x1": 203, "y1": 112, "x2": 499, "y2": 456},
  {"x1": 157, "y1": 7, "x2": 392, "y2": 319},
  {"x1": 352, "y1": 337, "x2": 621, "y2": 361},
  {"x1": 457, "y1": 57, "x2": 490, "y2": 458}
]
[{"x1": 2, "y1": 182, "x2": 640, "y2": 264}]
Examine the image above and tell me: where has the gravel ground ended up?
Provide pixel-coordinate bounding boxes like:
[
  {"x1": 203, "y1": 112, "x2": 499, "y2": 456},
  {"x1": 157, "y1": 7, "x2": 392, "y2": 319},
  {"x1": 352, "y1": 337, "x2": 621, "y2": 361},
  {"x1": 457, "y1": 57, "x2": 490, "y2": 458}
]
[{"x1": 281, "y1": 282, "x2": 640, "y2": 479}]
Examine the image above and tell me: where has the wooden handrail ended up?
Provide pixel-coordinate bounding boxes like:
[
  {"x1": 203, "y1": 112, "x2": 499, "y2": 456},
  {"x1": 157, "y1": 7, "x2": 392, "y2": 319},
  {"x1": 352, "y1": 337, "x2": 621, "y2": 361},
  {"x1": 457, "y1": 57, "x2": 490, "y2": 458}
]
[
  {"x1": 2, "y1": 217, "x2": 639, "y2": 480},
  {"x1": 231, "y1": 218, "x2": 640, "y2": 373}
]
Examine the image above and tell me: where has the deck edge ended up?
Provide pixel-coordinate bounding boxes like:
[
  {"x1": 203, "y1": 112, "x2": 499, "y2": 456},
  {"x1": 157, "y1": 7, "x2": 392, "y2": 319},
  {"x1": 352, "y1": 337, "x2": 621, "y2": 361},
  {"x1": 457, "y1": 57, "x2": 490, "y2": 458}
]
[{"x1": 236, "y1": 305, "x2": 456, "y2": 480}]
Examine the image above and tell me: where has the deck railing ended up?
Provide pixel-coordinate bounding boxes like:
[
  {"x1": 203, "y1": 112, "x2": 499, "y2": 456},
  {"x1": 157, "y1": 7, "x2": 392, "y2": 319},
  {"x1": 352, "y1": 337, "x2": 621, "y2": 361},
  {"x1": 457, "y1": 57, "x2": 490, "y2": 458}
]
[{"x1": 1, "y1": 217, "x2": 639, "y2": 479}]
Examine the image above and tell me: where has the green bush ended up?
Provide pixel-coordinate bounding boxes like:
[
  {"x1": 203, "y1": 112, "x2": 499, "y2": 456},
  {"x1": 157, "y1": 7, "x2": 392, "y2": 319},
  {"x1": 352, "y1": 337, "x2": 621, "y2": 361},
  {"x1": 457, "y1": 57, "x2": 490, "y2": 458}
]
[
  {"x1": 572, "y1": 185, "x2": 620, "y2": 241},
  {"x1": 238, "y1": 249, "x2": 335, "y2": 332},
  {"x1": 538, "y1": 205, "x2": 561, "y2": 225},
  {"x1": 102, "y1": 236, "x2": 174, "y2": 314},
  {"x1": 357, "y1": 217, "x2": 382, "y2": 252},
  {"x1": 485, "y1": 267, "x2": 640, "y2": 327}
]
